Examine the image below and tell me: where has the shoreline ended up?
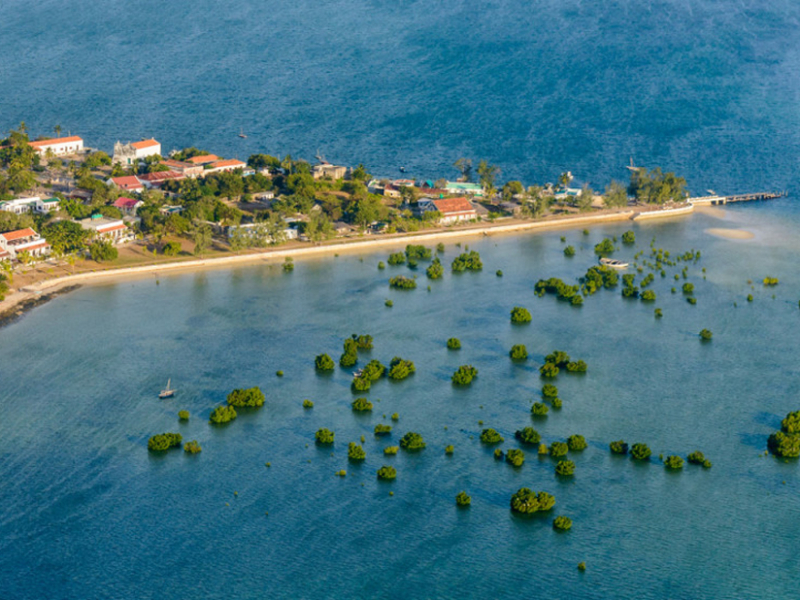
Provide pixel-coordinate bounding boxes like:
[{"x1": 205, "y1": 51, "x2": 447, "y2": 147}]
[{"x1": 0, "y1": 206, "x2": 685, "y2": 324}]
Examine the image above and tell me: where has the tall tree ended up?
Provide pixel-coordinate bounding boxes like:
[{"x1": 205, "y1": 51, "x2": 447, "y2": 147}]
[
  {"x1": 477, "y1": 160, "x2": 500, "y2": 198},
  {"x1": 603, "y1": 181, "x2": 629, "y2": 208},
  {"x1": 54, "y1": 124, "x2": 62, "y2": 137},
  {"x1": 453, "y1": 158, "x2": 473, "y2": 182}
]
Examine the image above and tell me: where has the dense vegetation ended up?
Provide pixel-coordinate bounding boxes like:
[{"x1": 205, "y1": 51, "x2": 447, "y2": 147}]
[
  {"x1": 479, "y1": 428, "x2": 504, "y2": 444},
  {"x1": 315, "y1": 353, "x2": 335, "y2": 371},
  {"x1": 351, "y1": 397, "x2": 373, "y2": 412},
  {"x1": 209, "y1": 405, "x2": 237, "y2": 424},
  {"x1": 446, "y1": 337, "x2": 461, "y2": 350},
  {"x1": 509, "y1": 344, "x2": 528, "y2": 360},
  {"x1": 389, "y1": 275, "x2": 417, "y2": 290},
  {"x1": 377, "y1": 466, "x2": 397, "y2": 480},
  {"x1": 609, "y1": 440, "x2": 629, "y2": 455},
  {"x1": 374, "y1": 424, "x2": 392, "y2": 436},
  {"x1": 505, "y1": 448, "x2": 525, "y2": 467},
  {"x1": 553, "y1": 516, "x2": 573, "y2": 531},
  {"x1": 451, "y1": 250, "x2": 482, "y2": 272},
  {"x1": 178, "y1": 410, "x2": 190, "y2": 421},
  {"x1": 388, "y1": 357, "x2": 415, "y2": 380},
  {"x1": 426, "y1": 257, "x2": 444, "y2": 279},
  {"x1": 452, "y1": 365, "x2": 478, "y2": 385},
  {"x1": 594, "y1": 238, "x2": 615, "y2": 255},
  {"x1": 510, "y1": 488, "x2": 556, "y2": 514},
  {"x1": 687, "y1": 451, "x2": 712, "y2": 468},
  {"x1": 531, "y1": 402, "x2": 549, "y2": 417},
  {"x1": 555, "y1": 460, "x2": 576, "y2": 476},
  {"x1": 348, "y1": 442, "x2": 366, "y2": 461},
  {"x1": 550, "y1": 441, "x2": 569, "y2": 458},
  {"x1": 767, "y1": 411, "x2": 800, "y2": 458},
  {"x1": 510, "y1": 306, "x2": 532, "y2": 323},
  {"x1": 226, "y1": 387, "x2": 265, "y2": 408},
  {"x1": 315, "y1": 428, "x2": 335, "y2": 444},
  {"x1": 148, "y1": 432, "x2": 183, "y2": 452},
  {"x1": 183, "y1": 440, "x2": 202, "y2": 454},
  {"x1": 399, "y1": 431, "x2": 426, "y2": 450},
  {"x1": 456, "y1": 491, "x2": 472, "y2": 507},
  {"x1": 630, "y1": 443, "x2": 652, "y2": 460},
  {"x1": 567, "y1": 435, "x2": 587, "y2": 451},
  {"x1": 664, "y1": 455, "x2": 684, "y2": 470},
  {"x1": 515, "y1": 427, "x2": 541, "y2": 445}
]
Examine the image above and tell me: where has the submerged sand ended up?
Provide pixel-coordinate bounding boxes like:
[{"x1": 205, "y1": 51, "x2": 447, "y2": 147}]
[
  {"x1": 695, "y1": 206, "x2": 727, "y2": 219},
  {"x1": 705, "y1": 228, "x2": 755, "y2": 240}
]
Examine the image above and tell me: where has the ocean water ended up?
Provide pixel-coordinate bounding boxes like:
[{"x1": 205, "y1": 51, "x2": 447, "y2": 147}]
[
  {"x1": 1, "y1": 202, "x2": 800, "y2": 599},
  {"x1": 1, "y1": 0, "x2": 799, "y2": 193}
]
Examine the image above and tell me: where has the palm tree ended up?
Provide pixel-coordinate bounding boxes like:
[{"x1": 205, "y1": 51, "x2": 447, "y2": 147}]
[
  {"x1": 54, "y1": 124, "x2": 62, "y2": 138},
  {"x1": 18, "y1": 121, "x2": 27, "y2": 134}
]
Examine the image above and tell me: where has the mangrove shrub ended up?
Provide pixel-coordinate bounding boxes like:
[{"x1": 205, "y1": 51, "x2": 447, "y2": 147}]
[
  {"x1": 315, "y1": 428, "x2": 335, "y2": 444},
  {"x1": 148, "y1": 432, "x2": 182, "y2": 452},
  {"x1": 510, "y1": 306, "x2": 532, "y2": 324},
  {"x1": 480, "y1": 428, "x2": 504, "y2": 444},
  {"x1": 227, "y1": 387, "x2": 265, "y2": 408},
  {"x1": 510, "y1": 488, "x2": 556, "y2": 514},
  {"x1": 399, "y1": 431, "x2": 426, "y2": 450},
  {"x1": 515, "y1": 427, "x2": 541, "y2": 445}
]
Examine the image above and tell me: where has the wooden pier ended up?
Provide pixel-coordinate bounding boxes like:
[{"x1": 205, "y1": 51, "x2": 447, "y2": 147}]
[{"x1": 690, "y1": 191, "x2": 787, "y2": 206}]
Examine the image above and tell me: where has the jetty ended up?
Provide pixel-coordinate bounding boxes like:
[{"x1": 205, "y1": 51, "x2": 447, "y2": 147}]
[{"x1": 690, "y1": 191, "x2": 786, "y2": 206}]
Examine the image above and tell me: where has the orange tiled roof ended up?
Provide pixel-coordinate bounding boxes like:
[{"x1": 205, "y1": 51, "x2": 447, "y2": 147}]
[
  {"x1": 186, "y1": 154, "x2": 218, "y2": 164},
  {"x1": 130, "y1": 138, "x2": 159, "y2": 150},
  {"x1": 137, "y1": 170, "x2": 183, "y2": 182},
  {"x1": 1, "y1": 228, "x2": 37, "y2": 241},
  {"x1": 29, "y1": 136, "x2": 83, "y2": 148},
  {"x1": 111, "y1": 176, "x2": 143, "y2": 189},
  {"x1": 209, "y1": 159, "x2": 246, "y2": 169},
  {"x1": 432, "y1": 197, "x2": 474, "y2": 214}
]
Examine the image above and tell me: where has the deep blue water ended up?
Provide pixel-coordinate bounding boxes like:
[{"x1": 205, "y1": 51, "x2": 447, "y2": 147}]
[
  {"x1": 2, "y1": 203, "x2": 800, "y2": 599},
  {"x1": 1, "y1": 0, "x2": 799, "y2": 193}
]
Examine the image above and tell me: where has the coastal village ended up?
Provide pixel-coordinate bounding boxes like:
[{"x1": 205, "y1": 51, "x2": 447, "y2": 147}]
[{"x1": 0, "y1": 124, "x2": 728, "y2": 301}]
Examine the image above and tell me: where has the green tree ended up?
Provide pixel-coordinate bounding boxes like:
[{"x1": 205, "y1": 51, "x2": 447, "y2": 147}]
[
  {"x1": 575, "y1": 184, "x2": 594, "y2": 211},
  {"x1": 456, "y1": 491, "x2": 471, "y2": 506},
  {"x1": 603, "y1": 181, "x2": 629, "y2": 208},
  {"x1": 515, "y1": 427, "x2": 541, "y2": 445},
  {"x1": 477, "y1": 160, "x2": 500, "y2": 197},
  {"x1": 192, "y1": 222, "x2": 212, "y2": 256},
  {"x1": 89, "y1": 240, "x2": 118, "y2": 262}
]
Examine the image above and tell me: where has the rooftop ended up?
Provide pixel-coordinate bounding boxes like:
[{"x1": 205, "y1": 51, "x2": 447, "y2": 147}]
[
  {"x1": 130, "y1": 138, "x2": 160, "y2": 150},
  {"x1": 29, "y1": 136, "x2": 83, "y2": 148},
  {"x1": 209, "y1": 159, "x2": 246, "y2": 169},
  {"x1": 186, "y1": 154, "x2": 219, "y2": 165},
  {"x1": 432, "y1": 197, "x2": 475, "y2": 214},
  {"x1": 113, "y1": 197, "x2": 141, "y2": 209},
  {"x1": 1, "y1": 228, "x2": 38, "y2": 242}
]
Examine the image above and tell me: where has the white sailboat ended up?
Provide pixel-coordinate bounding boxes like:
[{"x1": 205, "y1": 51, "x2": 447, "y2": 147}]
[{"x1": 159, "y1": 379, "x2": 175, "y2": 399}]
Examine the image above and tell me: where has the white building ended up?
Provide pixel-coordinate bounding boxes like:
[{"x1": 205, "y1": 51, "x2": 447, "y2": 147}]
[
  {"x1": 0, "y1": 228, "x2": 51, "y2": 260},
  {"x1": 29, "y1": 136, "x2": 84, "y2": 157},
  {"x1": 112, "y1": 139, "x2": 162, "y2": 166},
  {"x1": 0, "y1": 197, "x2": 39, "y2": 215},
  {"x1": 79, "y1": 216, "x2": 132, "y2": 244}
]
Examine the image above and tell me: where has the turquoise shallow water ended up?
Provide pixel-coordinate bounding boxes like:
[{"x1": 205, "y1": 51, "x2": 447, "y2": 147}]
[{"x1": 1, "y1": 202, "x2": 800, "y2": 599}]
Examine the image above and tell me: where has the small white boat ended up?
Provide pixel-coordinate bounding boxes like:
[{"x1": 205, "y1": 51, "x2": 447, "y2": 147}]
[
  {"x1": 159, "y1": 379, "x2": 175, "y2": 399},
  {"x1": 352, "y1": 369, "x2": 364, "y2": 379},
  {"x1": 599, "y1": 257, "x2": 629, "y2": 269}
]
